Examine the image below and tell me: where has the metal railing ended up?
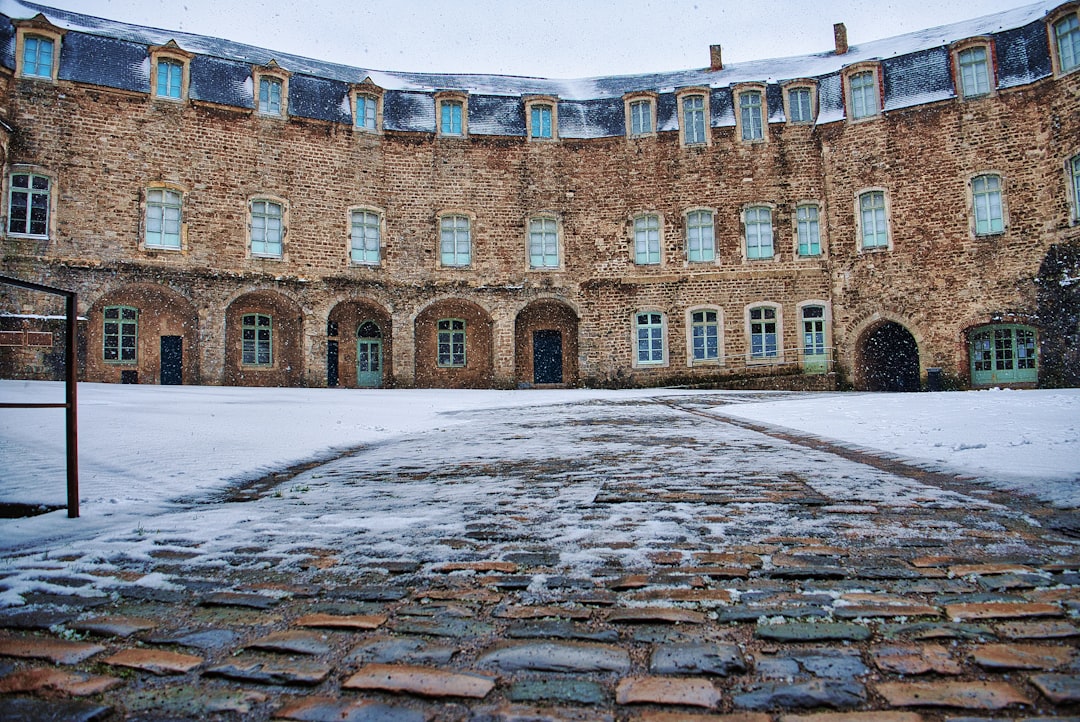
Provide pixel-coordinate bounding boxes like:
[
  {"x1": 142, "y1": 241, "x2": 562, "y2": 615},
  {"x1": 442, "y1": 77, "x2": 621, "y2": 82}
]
[{"x1": 0, "y1": 275, "x2": 79, "y2": 518}]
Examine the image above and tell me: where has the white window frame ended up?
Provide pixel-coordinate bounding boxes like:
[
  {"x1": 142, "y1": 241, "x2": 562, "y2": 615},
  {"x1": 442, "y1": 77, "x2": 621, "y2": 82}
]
[
  {"x1": 686, "y1": 306, "x2": 723, "y2": 366},
  {"x1": 783, "y1": 82, "x2": 816, "y2": 124},
  {"x1": 684, "y1": 208, "x2": 715, "y2": 263},
  {"x1": 846, "y1": 66, "x2": 881, "y2": 120},
  {"x1": 736, "y1": 87, "x2": 765, "y2": 142},
  {"x1": 795, "y1": 203, "x2": 822, "y2": 257},
  {"x1": 953, "y1": 42, "x2": 994, "y2": 98},
  {"x1": 857, "y1": 189, "x2": 891, "y2": 251},
  {"x1": 439, "y1": 213, "x2": 472, "y2": 267},
  {"x1": 1050, "y1": 9, "x2": 1080, "y2": 76},
  {"x1": 527, "y1": 214, "x2": 560, "y2": 269},
  {"x1": 144, "y1": 185, "x2": 184, "y2": 250},
  {"x1": 350, "y1": 208, "x2": 383, "y2": 265},
  {"x1": 743, "y1": 205, "x2": 775, "y2": 260},
  {"x1": 6, "y1": 168, "x2": 54, "y2": 239},
  {"x1": 746, "y1": 303, "x2": 783, "y2": 364},
  {"x1": 625, "y1": 94, "x2": 657, "y2": 138},
  {"x1": 678, "y1": 90, "x2": 709, "y2": 147},
  {"x1": 634, "y1": 310, "x2": 667, "y2": 367},
  {"x1": 971, "y1": 173, "x2": 1006, "y2": 236},
  {"x1": 250, "y1": 198, "x2": 286, "y2": 258},
  {"x1": 632, "y1": 213, "x2": 662, "y2": 265}
]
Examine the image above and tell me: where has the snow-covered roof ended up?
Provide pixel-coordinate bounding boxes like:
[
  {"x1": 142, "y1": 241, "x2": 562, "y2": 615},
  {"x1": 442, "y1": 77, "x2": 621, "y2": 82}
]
[{"x1": 0, "y1": 0, "x2": 1063, "y2": 137}]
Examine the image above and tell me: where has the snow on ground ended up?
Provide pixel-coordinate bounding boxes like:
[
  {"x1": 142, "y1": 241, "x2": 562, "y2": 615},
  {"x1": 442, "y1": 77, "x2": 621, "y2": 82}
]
[
  {"x1": 712, "y1": 388, "x2": 1080, "y2": 509},
  {"x1": 0, "y1": 381, "x2": 1077, "y2": 556}
]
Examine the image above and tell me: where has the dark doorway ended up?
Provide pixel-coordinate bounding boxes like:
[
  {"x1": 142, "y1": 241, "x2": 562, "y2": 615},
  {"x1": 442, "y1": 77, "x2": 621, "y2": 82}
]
[
  {"x1": 861, "y1": 322, "x2": 920, "y2": 392},
  {"x1": 160, "y1": 336, "x2": 182, "y2": 385},
  {"x1": 533, "y1": 330, "x2": 563, "y2": 384},
  {"x1": 327, "y1": 340, "x2": 339, "y2": 387}
]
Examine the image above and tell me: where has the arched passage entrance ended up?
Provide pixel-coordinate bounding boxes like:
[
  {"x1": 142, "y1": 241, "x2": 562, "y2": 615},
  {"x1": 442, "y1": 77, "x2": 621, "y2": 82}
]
[
  {"x1": 514, "y1": 300, "x2": 579, "y2": 386},
  {"x1": 857, "y1": 321, "x2": 920, "y2": 392}
]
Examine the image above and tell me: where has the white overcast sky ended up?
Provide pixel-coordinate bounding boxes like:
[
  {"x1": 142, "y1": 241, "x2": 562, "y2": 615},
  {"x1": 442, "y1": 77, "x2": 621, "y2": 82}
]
[{"x1": 42, "y1": 0, "x2": 1038, "y2": 77}]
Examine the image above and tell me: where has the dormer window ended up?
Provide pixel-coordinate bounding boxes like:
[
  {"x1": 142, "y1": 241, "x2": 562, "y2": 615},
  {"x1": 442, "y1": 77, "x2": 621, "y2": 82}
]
[
  {"x1": 356, "y1": 94, "x2": 377, "y2": 130},
  {"x1": 845, "y1": 65, "x2": 881, "y2": 120},
  {"x1": 677, "y1": 89, "x2": 710, "y2": 147},
  {"x1": 624, "y1": 94, "x2": 657, "y2": 138},
  {"x1": 783, "y1": 82, "x2": 817, "y2": 124},
  {"x1": 351, "y1": 83, "x2": 383, "y2": 133},
  {"x1": 733, "y1": 85, "x2": 767, "y2": 142},
  {"x1": 525, "y1": 97, "x2": 558, "y2": 141},
  {"x1": 437, "y1": 93, "x2": 468, "y2": 137},
  {"x1": 1051, "y1": 9, "x2": 1080, "y2": 74},
  {"x1": 150, "y1": 44, "x2": 192, "y2": 101},
  {"x1": 14, "y1": 20, "x2": 63, "y2": 82},
  {"x1": 951, "y1": 40, "x2": 995, "y2": 99},
  {"x1": 253, "y1": 64, "x2": 289, "y2": 117}
]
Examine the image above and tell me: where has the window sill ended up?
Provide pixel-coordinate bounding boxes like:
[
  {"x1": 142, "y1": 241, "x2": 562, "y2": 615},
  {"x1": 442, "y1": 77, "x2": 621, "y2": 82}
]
[{"x1": 5, "y1": 233, "x2": 50, "y2": 241}]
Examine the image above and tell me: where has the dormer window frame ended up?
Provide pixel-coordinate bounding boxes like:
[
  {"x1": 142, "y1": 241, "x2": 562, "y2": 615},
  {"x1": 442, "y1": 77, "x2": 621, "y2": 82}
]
[
  {"x1": 843, "y1": 62, "x2": 883, "y2": 122},
  {"x1": 524, "y1": 96, "x2": 558, "y2": 141},
  {"x1": 781, "y1": 80, "x2": 817, "y2": 125},
  {"x1": 676, "y1": 88, "x2": 711, "y2": 147},
  {"x1": 13, "y1": 18, "x2": 64, "y2": 82},
  {"x1": 436, "y1": 91, "x2": 469, "y2": 138},
  {"x1": 253, "y1": 63, "x2": 290, "y2": 118},
  {"x1": 624, "y1": 92, "x2": 658, "y2": 139},
  {"x1": 1048, "y1": 4, "x2": 1080, "y2": 77},
  {"x1": 149, "y1": 43, "x2": 193, "y2": 102},
  {"x1": 950, "y1": 37, "x2": 996, "y2": 100},
  {"x1": 733, "y1": 83, "x2": 768, "y2": 143},
  {"x1": 351, "y1": 82, "x2": 384, "y2": 133}
]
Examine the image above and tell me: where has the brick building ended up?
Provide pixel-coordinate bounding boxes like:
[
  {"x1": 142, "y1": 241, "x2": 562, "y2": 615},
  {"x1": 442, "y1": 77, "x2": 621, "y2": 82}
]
[{"x1": 1, "y1": 0, "x2": 1078, "y2": 390}]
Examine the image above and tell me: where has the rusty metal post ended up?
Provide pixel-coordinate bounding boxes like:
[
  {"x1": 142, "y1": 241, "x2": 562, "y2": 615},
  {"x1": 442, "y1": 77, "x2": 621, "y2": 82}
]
[{"x1": 65, "y1": 291, "x2": 79, "y2": 518}]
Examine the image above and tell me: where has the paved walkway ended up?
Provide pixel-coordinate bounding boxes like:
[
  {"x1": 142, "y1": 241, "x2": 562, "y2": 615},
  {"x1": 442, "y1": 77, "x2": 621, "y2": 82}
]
[{"x1": 0, "y1": 394, "x2": 1077, "y2": 721}]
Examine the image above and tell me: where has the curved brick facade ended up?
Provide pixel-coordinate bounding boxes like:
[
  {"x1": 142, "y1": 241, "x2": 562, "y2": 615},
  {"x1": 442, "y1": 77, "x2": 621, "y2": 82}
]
[{"x1": 1, "y1": 1, "x2": 1078, "y2": 390}]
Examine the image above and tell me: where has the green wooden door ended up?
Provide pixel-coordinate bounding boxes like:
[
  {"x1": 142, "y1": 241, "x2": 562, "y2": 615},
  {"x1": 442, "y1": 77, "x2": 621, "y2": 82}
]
[
  {"x1": 970, "y1": 325, "x2": 1037, "y2": 385},
  {"x1": 357, "y1": 321, "x2": 382, "y2": 388},
  {"x1": 802, "y1": 306, "x2": 827, "y2": 374}
]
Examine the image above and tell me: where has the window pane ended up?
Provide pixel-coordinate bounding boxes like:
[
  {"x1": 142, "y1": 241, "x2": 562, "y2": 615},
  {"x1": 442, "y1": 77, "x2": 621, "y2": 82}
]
[
  {"x1": 745, "y1": 207, "x2": 773, "y2": 259},
  {"x1": 686, "y1": 210, "x2": 715, "y2": 262},
  {"x1": 860, "y1": 192, "x2": 887, "y2": 248},
  {"x1": 260, "y1": 78, "x2": 282, "y2": 114},
  {"x1": 740, "y1": 92, "x2": 763, "y2": 140},
  {"x1": 23, "y1": 36, "x2": 54, "y2": 78},
  {"x1": 850, "y1": 71, "x2": 878, "y2": 118},
  {"x1": 797, "y1": 205, "x2": 821, "y2": 256},
  {"x1": 683, "y1": 95, "x2": 705, "y2": 144},
  {"x1": 8, "y1": 173, "x2": 50, "y2": 236},
  {"x1": 531, "y1": 105, "x2": 552, "y2": 138},
  {"x1": 1056, "y1": 14, "x2": 1080, "y2": 72},
  {"x1": 529, "y1": 217, "x2": 558, "y2": 268},
  {"x1": 958, "y1": 47, "x2": 991, "y2": 96},
  {"x1": 440, "y1": 215, "x2": 471, "y2": 266},
  {"x1": 973, "y1": 175, "x2": 1004, "y2": 235},
  {"x1": 634, "y1": 214, "x2": 660, "y2": 264},
  {"x1": 789, "y1": 88, "x2": 812, "y2": 122},
  {"x1": 441, "y1": 101, "x2": 463, "y2": 135},
  {"x1": 351, "y1": 210, "x2": 381, "y2": 264},
  {"x1": 630, "y1": 100, "x2": 652, "y2": 135}
]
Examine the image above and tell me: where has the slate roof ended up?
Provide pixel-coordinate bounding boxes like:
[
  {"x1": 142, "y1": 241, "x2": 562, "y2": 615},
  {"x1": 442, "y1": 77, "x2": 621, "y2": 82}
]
[{"x1": 0, "y1": 0, "x2": 1063, "y2": 139}]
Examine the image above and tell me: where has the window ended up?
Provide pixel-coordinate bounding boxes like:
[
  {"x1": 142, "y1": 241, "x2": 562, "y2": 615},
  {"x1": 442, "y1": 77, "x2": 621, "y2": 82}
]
[
  {"x1": 145, "y1": 188, "x2": 182, "y2": 249},
  {"x1": 796, "y1": 204, "x2": 821, "y2": 256},
  {"x1": 739, "y1": 91, "x2": 764, "y2": 141},
  {"x1": 350, "y1": 209, "x2": 381, "y2": 265},
  {"x1": 848, "y1": 70, "x2": 879, "y2": 119},
  {"x1": 685, "y1": 210, "x2": 715, "y2": 262},
  {"x1": 528, "y1": 216, "x2": 559, "y2": 268},
  {"x1": 437, "y1": 318, "x2": 466, "y2": 367},
  {"x1": 156, "y1": 59, "x2": 183, "y2": 99},
  {"x1": 21, "y1": 35, "x2": 54, "y2": 78},
  {"x1": 801, "y1": 304, "x2": 828, "y2": 373},
  {"x1": 749, "y1": 306, "x2": 778, "y2": 359},
  {"x1": 1053, "y1": 12, "x2": 1080, "y2": 74},
  {"x1": 957, "y1": 46, "x2": 992, "y2": 97},
  {"x1": 1071, "y1": 154, "x2": 1080, "y2": 222},
  {"x1": 859, "y1": 191, "x2": 889, "y2": 249},
  {"x1": 635, "y1": 312, "x2": 666, "y2": 365},
  {"x1": 682, "y1": 94, "x2": 707, "y2": 145},
  {"x1": 355, "y1": 94, "x2": 377, "y2": 131},
  {"x1": 970, "y1": 324, "x2": 1037, "y2": 385},
  {"x1": 242, "y1": 313, "x2": 272, "y2": 366},
  {"x1": 7, "y1": 172, "x2": 51, "y2": 237},
  {"x1": 258, "y1": 76, "x2": 284, "y2": 116},
  {"x1": 440, "y1": 99, "x2": 464, "y2": 136},
  {"x1": 250, "y1": 200, "x2": 284, "y2": 257},
  {"x1": 440, "y1": 214, "x2": 471, "y2": 266},
  {"x1": 690, "y1": 309, "x2": 719, "y2": 363},
  {"x1": 629, "y1": 99, "x2": 653, "y2": 136},
  {"x1": 744, "y1": 206, "x2": 774, "y2": 259},
  {"x1": 103, "y1": 306, "x2": 138, "y2": 363},
  {"x1": 972, "y1": 174, "x2": 1004, "y2": 235},
  {"x1": 531, "y1": 104, "x2": 553, "y2": 139},
  {"x1": 633, "y1": 214, "x2": 661, "y2": 265},
  {"x1": 787, "y1": 87, "x2": 814, "y2": 123}
]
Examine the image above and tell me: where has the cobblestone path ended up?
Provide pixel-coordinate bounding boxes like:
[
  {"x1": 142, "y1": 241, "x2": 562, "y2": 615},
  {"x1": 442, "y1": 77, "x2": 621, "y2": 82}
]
[{"x1": 0, "y1": 395, "x2": 1077, "y2": 721}]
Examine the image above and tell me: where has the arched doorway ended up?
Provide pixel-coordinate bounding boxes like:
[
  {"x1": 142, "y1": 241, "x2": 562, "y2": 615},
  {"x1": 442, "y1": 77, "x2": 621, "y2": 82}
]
[
  {"x1": 859, "y1": 321, "x2": 920, "y2": 392},
  {"x1": 514, "y1": 300, "x2": 579, "y2": 387},
  {"x1": 357, "y1": 320, "x2": 383, "y2": 388}
]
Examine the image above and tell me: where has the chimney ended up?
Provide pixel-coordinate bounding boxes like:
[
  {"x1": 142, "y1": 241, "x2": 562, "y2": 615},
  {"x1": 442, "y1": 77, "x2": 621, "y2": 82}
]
[
  {"x1": 833, "y1": 23, "x2": 848, "y2": 55},
  {"x1": 709, "y1": 44, "x2": 723, "y2": 71}
]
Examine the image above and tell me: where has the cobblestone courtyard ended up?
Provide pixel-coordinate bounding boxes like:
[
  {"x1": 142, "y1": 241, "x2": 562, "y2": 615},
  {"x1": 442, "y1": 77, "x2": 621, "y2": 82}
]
[{"x1": 1, "y1": 395, "x2": 1078, "y2": 721}]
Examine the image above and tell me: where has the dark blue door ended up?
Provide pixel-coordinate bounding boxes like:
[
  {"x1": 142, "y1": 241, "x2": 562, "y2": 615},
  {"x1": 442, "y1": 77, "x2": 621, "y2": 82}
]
[
  {"x1": 533, "y1": 330, "x2": 562, "y2": 384},
  {"x1": 160, "y1": 336, "x2": 182, "y2": 385}
]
